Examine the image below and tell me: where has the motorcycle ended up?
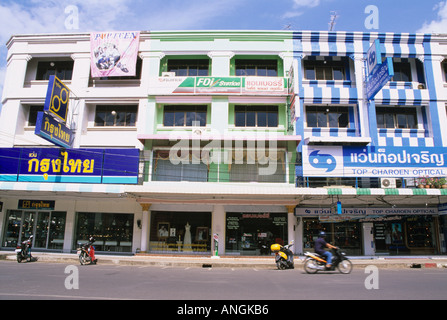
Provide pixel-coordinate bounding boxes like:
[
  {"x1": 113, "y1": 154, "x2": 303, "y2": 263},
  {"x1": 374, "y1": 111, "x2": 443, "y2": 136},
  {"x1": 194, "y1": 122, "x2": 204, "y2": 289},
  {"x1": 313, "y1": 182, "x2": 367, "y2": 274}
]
[
  {"x1": 303, "y1": 247, "x2": 352, "y2": 274},
  {"x1": 77, "y1": 237, "x2": 97, "y2": 265},
  {"x1": 270, "y1": 241, "x2": 294, "y2": 270},
  {"x1": 15, "y1": 235, "x2": 36, "y2": 263}
]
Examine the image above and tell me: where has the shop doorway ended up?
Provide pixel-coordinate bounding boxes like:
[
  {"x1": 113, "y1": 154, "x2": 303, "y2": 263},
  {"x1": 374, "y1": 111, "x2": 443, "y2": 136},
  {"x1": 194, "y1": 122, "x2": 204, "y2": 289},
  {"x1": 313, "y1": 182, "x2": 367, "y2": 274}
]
[
  {"x1": 373, "y1": 216, "x2": 438, "y2": 255},
  {"x1": 149, "y1": 211, "x2": 212, "y2": 254},
  {"x1": 225, "y1": 212, "x2": 288, "y2": 256},
  {"x1": 2, "y1": 210, "x2": 66, "y2": 250},
  {"x1": 302, "y1": 218, "x2": 362, "y2": 255}
]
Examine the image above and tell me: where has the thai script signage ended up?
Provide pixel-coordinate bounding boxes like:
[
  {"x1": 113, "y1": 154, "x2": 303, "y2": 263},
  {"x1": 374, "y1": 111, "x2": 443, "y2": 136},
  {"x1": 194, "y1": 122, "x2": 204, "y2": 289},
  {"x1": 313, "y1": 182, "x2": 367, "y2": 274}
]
[
  {"x1": 0, "y1": 148, "x2": 139, "y2": 184},
  {"x1": 18, "y1": 200, "x2": 55, "y2": 210},
  {"x1": 34, "y1": 112, "x2": 73, "y2": 149},
  {"x1": 302, "y1": 145, "x2": 447, "y2": 178},
  {"x1": 149, "y1": 76, "x2": 288, "y2": 95},
  {"x1": 365, "y1": 57, "x2": 394, "y2": 100},
  {"x1": 295, "y1": 207, "x2": 438, "y2": 216},
  {"x1": 44, "y1": 75, "x2": 70, "y2": 123},
  {"x1": 90, "y1": 31, "x2": 140, "y2": 78}
]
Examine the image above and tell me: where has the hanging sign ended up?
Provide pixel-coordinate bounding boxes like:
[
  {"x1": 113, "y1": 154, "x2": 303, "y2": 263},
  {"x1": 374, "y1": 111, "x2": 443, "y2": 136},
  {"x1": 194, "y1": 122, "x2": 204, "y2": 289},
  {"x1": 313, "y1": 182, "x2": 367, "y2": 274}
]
[
  {"x1": 44, "y1": 75, "x2": 70, "y2": 123},
  {"x1": 365, "y1": 57, "x2": 394, "y2": 100},
  {"x1": 34, "y1": 112, "x2": 73, "y2": 149},
  {"x1": 90, "y1": 31, "x2": 140, "y2": 78}
]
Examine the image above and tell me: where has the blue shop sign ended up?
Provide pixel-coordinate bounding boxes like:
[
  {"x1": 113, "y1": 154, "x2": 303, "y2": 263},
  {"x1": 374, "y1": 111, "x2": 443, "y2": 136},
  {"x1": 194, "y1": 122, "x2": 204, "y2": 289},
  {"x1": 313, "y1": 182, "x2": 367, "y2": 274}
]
[
  {"x1": 34, "y1": 112, "x2": 73, "y2": 149},
  {"x1": 44, "y1": 75, "x2": 70, "y2": 123},
  {"x1": 303, "y1": 145, "x2": 447, "y2": 178},
  {"x1": 0, "y1": 148, "x2": 139, "y2": 184},
  {"x1": 366, "y1": 57, "x2": 394, "y2": 100}
]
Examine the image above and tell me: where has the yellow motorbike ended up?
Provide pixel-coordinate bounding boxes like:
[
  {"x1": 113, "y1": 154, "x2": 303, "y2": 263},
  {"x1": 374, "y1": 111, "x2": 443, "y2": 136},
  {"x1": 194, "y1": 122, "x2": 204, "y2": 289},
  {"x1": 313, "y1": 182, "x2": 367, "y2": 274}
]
[{"x1": 270, "y1": 241, "x2": 294, "y2": 270}]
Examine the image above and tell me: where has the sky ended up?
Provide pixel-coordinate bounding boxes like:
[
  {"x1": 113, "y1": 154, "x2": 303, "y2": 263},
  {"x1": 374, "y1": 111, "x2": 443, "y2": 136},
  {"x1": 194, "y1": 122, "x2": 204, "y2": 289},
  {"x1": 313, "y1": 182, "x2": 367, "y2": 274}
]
[{"x1": 0, "y1": 0, "x2": 446, "y2": 99}]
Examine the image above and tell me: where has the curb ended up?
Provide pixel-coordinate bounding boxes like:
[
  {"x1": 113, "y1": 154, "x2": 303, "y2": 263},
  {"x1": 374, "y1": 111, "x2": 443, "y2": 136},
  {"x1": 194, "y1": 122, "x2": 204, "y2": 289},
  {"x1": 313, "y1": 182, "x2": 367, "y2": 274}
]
[{"x1": 2, "y1": 252, "x2": 447, "y2": 269}]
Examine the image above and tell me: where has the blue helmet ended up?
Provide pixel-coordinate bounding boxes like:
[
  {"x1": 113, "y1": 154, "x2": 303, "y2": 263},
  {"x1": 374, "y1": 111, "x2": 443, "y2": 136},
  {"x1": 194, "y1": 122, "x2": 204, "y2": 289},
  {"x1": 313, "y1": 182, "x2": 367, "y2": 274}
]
[{"x1": 319, "y1": 231, "x2": 326, "y2": 238}]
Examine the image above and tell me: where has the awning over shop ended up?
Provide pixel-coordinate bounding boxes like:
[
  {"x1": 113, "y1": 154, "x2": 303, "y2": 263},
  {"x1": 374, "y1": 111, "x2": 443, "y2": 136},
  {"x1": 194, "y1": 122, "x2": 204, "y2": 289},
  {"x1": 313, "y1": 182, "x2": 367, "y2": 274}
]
[{"x1": 137, "y1": 133, "x2": 302, "y2": 146}]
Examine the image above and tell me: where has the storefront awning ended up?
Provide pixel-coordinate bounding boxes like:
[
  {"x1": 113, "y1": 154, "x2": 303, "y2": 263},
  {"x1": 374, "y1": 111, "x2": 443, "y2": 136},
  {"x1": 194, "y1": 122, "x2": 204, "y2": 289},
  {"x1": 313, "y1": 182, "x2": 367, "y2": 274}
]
[{"x1": 137, "y1": 133, "x2": 302, "y2": 146}]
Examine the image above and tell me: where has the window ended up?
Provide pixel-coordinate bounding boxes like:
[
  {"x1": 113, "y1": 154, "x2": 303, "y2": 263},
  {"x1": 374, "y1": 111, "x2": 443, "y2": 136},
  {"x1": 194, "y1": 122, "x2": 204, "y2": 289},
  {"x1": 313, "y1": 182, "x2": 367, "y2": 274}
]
[
  {"x1": 306, "y1": 105, "x2": 349, "y2": 128},
  {"x1": 152, "y1": 150, "x2": 208, "y2": 182},
  {"x1": 94, "y1": 105, "x2": 137, "y2": 127},
  {"x1": 235, "y1": 105, "x2": 278, "y2": 127},
  {"x1": 27, "y1": 105, "x2": 44, "y2": 126},
  {"x1": 75, "y1": 212, "x2": 134, "y2": 252},
  {"x1": 36, "y1": 60, "x2": 74, "y2": 80},
  {"x1": 167, "y1": 59, "x2": 209, "y2": 76},
  {"x1": 392, "y1": 61, "x2": 412, "y2": 82},
  {"x1": 376, "y1": 106, "x2": 417, "y2": 129},
  {"x1": 304, "y1": 60, "x2": 345, "y2": 81},
  {"x1": 235, "y1": 59, "x2": 278, "y2": 77},
  {"x1": 163, "y1": 105, "x2": 207, "y2": 127}
]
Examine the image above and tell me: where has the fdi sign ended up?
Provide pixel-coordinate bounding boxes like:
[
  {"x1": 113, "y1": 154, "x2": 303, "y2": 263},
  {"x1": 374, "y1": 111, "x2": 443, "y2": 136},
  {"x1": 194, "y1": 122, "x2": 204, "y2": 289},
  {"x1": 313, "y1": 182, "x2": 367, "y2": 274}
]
[{"x1": 44, "y1": 75, "x2": 70, "y2": 123}]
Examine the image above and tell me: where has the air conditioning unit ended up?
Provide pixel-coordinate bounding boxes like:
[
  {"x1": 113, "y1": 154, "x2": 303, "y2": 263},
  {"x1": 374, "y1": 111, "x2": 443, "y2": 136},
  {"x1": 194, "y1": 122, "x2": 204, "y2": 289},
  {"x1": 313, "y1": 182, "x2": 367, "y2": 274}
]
[
  {"x1": 162, "y1": 72, "x2": 176, "y2": 77},
  {"x1": 381, "y1": 178, "x2": 396, "y2": 188}
]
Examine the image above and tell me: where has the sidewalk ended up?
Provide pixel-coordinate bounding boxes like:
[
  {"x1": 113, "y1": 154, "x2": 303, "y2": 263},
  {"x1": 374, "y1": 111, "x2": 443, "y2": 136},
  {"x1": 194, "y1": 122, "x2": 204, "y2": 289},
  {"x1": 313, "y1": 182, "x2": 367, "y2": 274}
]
[{"x1": 2, "y1": 251, "x2": 447, "y2": 269}]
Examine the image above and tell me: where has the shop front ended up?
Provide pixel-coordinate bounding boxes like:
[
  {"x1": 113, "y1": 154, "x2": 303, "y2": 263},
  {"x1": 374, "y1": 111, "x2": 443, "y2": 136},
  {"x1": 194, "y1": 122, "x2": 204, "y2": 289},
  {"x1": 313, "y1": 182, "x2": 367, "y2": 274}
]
[
  {"x1": 2, "y1": 208, "x2": 66, "y2": 250},
  {"x1": 74, "y1": 212, "x2": 135, "y2": 253},
  {"x1": 296, "y1": 207, "x2": 441, "y2": 256},
  {"x1": 225, "y1": 212, "x2": 288, "y2": 256},
  {"x1": 149, "y1": 211, "x2": 212, "y2": 253},
  {"x1": 362, "y1": 214, "x2": 440, "y2": 255}
]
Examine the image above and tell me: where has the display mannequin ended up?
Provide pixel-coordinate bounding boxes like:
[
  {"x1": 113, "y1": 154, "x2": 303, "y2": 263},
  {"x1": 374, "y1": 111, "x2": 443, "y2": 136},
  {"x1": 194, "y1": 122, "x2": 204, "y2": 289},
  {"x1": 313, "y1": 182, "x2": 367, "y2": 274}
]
[{"x1": 183, "y1": 222, "x2": 192, "y2": 251}]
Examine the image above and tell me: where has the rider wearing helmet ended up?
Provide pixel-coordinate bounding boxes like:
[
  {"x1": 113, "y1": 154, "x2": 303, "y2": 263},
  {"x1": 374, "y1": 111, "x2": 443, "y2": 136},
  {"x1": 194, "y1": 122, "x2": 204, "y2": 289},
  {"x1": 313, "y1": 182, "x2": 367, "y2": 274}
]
[{"x1": 314, "y1": 231, "x2": 337, "y2": 269}]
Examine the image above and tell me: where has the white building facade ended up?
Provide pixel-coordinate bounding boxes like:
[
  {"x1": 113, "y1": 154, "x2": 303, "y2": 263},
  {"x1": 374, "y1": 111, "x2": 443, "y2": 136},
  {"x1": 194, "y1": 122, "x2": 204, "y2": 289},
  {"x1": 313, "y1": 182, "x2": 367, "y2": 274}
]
[{"x1": 1, "y1": 30, "x2": 447, "y2": 256}]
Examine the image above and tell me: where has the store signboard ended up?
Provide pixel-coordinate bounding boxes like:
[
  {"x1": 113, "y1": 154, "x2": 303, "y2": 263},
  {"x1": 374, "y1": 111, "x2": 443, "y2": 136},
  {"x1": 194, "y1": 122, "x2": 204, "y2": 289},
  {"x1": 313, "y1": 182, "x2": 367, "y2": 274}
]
[
  {"x1": 0, "y1": 148, "x2": 139, "y2": 184},
  {"x1": 34, "y1": 112, "x2": 73, "y2": 149},
  {"x1": 149, "y1": 76, "x2": 288, "y2": 95},
  {"x1": 302, "y1": 145, "x2": 447, "y2": 178},
  {"x1": 18, "y1": 200, "x2": 55, "y2": 210},
  {"x1": 44, "y1": 75, "x2": 70, "y2": 123},
  {"x1": 295, "y1": 207, "x2": 438, "y2": 216},
  {"x1": 366, "y1": 39, "x2": 382, "y2": 75},
  {"x1": 365, "y1": 57, "x2": 394, "y2": 100}
]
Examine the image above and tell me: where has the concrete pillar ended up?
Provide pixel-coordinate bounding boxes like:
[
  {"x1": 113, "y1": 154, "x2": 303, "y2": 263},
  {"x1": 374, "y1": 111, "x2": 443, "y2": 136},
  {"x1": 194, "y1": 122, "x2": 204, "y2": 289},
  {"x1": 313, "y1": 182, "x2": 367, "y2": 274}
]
[
  {"x1": 140, "y1": 203, "x2": 151, "y2": 252},
  {"x1": 212, "y1": 204, "x2": 226, "y2": 256}
]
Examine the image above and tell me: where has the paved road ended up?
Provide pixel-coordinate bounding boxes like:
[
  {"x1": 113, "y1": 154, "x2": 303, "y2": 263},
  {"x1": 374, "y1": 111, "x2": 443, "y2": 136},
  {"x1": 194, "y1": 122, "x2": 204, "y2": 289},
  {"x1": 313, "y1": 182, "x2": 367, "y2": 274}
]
[{"x1": 0, "y1": 260, "x2": 446, "y2": 301}]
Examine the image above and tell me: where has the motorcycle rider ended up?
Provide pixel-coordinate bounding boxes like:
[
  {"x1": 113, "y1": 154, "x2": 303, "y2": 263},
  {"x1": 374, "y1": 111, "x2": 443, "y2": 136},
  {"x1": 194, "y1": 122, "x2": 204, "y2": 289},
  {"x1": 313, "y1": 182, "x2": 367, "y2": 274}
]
[{"x1": 314, "y1": 231, "x2": 337, "y2": 269}]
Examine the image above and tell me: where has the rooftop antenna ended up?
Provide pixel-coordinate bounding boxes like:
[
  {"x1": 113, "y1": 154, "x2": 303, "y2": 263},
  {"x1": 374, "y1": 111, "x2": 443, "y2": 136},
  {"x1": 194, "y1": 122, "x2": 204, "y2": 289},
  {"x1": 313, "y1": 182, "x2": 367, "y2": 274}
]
[{"x1": 329, "y1": 11, "x2": 338, "y2": 31}]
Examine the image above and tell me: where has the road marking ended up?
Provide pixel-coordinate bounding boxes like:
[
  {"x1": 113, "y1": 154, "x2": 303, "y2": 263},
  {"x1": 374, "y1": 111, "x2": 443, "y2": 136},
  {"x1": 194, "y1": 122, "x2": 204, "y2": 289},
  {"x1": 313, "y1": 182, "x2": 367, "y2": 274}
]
[{"x1": 0, "y1": 292, "x2": 139, "y2": 300}]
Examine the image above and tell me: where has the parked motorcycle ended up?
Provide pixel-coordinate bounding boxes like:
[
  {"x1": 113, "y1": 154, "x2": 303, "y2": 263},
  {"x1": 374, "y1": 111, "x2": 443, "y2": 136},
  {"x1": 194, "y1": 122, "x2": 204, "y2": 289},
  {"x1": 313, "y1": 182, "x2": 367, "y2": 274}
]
[
  {"x1": 15, "y1": 235, "x2": 36, "y2": 263},
  {"x1": 271, "y1": 241, "x2": 294, "y2": 270},
  {"x1": 77, "y1": 237, "x2": 97, "y2": 265},
  {"x1": 303, "y1": 247, "x2": 352, "y2": 274}
]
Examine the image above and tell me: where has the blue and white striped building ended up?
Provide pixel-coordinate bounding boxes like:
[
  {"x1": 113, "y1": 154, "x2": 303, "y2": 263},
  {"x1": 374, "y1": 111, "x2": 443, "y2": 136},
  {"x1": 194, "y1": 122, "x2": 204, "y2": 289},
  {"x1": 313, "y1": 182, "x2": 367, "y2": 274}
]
[{"x1": 0, "y1": 30, "x2": 446, "y2": 256}]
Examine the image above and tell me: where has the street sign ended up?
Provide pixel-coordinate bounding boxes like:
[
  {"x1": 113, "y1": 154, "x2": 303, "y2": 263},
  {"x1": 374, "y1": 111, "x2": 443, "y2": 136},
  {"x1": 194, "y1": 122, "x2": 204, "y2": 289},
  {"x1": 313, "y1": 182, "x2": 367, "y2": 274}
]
[{"x1": 366, "y1": 57, "x2": 394, "y2": 100}]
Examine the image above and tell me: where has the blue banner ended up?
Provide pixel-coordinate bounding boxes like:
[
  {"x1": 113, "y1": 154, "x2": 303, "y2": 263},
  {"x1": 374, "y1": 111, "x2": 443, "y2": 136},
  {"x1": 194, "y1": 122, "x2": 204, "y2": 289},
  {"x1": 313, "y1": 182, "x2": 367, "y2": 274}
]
[{"x1": 0, "y1": 148, "x2": 140, "y2": 184}]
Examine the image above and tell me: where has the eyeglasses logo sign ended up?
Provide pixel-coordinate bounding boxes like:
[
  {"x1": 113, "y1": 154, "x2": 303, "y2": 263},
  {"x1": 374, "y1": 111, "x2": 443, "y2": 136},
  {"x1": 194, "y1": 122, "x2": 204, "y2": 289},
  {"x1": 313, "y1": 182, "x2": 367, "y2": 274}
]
[{"x1": 308, "y1": 150, "x2": 336, "y2": 173}]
